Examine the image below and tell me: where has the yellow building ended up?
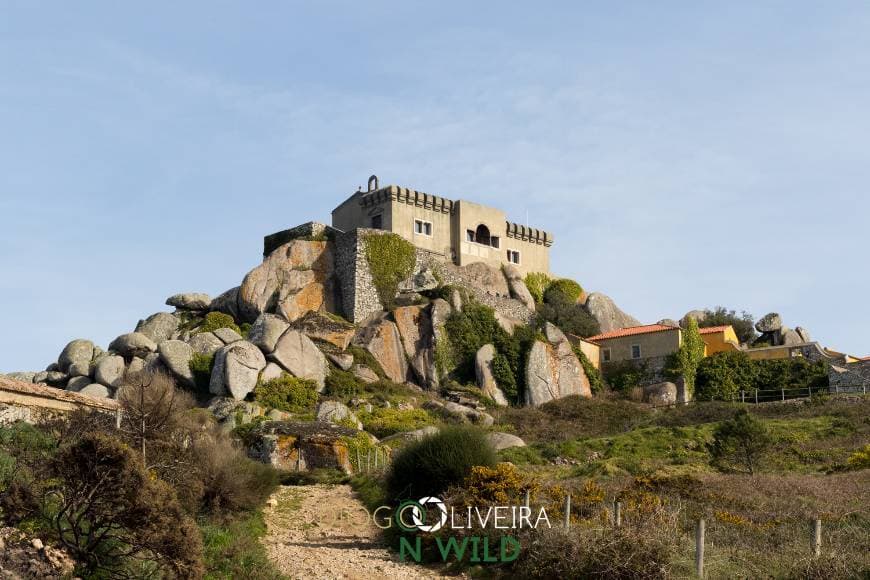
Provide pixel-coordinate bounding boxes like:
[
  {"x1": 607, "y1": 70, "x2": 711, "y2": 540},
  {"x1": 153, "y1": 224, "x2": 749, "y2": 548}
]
[{"x1": 698, "y1": 325, "x2": 741, "y2": 356}]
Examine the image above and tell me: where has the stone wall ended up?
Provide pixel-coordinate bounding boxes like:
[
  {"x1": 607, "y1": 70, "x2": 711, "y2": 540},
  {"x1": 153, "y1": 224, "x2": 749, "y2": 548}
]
[
  {"x1": 829, "y1": 360, "x2": 870, "y2": 392},
  {"x1": 334, "y1": 228, "x2": 385, "y2": 323},
  {"x1": 0, "y1": 376, "x2": 119, "y2": 426},
  {"x1": 263, "y1": 222, "x2": 338, "y2": 257}
]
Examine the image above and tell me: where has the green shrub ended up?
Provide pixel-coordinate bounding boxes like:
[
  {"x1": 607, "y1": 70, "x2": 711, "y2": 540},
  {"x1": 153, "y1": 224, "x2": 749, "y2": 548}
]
[
  {"x1": 845, "y1": 443, "x2": 870, "y2": 471},
  {"x1": 544, "y1": 278, "x2": 584, "y2": 303},
  {"x1": 573, "y1": 347, "x2": 604, "y2": 393},
  {"x1": 695, "y1": 351, "x2": 756, "y2": 401},
  {"x1": 357, "y1": 407, "x2": 434, "y2": 438},
  {"x1": 536, "y1": 290, "x2": 600, "y2": 338},
  {"x1": 200, "y1": 509, "x2": 283, "y2": 580},
  {"x1": 197, "y1": 311, "x2": 241, "y2": 335},
  {"x1": 664, "y1": 318, "x2": 705, "y2": 398},
  {"x1": 491, "y1": 353, "x2": 518, "y2": 401},
  {"x1": 385, "y1": 425, "x2": 496, "y2": 502},
  {"x1": 189, "y1": 353, "x2": 215, "y2": 391},
  {"x1": 363, "y1": 232, "x2": 416, "y2": 310},
  {"x1": 708, "y1": 409, "x2": 772, "y2": 475},
  {"x1": 347, "y1": 345, "x2": 386, "y2": 379},
  {"x1": 253, "y1": 375, "x2": 319, "y2": 413},
  {"x1": 603, "y1": 360, "x2": 650, "y2": 391},
  {"x1": 697, "y1": 306, "x2": 758, "y2": 345},
  {"x1": 324, "y1": 369, "x2": 362, "y2": 399},
  {"x1": 524, "y1": 272, "x2": 553, "y2": 304}
]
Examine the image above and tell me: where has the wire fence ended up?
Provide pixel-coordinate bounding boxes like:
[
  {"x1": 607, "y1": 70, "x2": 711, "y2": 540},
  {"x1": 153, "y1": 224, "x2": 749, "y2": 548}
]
[{"x1": 650, "y1": 384, "x2": 868, "y2": 408}]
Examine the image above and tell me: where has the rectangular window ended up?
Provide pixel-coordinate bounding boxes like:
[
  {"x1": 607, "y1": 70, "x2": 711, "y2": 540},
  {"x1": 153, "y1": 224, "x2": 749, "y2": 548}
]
[
  {"x1": 507, "y1": 250, "x2": 520, "y2": 264},
  {"x1": 466, "y1": 229, "x2": 475, "y2": 242},
  {"x1": 631, "y1": 344, "x2": 642, "y2": 359},
  {"x1": 602, "y1": 348, "x2": 611, "y2": 362},
  {"x1": 370, "y1": 214, "x2": 383, "y2": 230},
  {"x1": 414, "y1": 219, "x2": 432, "y2": 236},
  {"x1": 490, "y1": 236, "x2": 500, "y2": 249}
]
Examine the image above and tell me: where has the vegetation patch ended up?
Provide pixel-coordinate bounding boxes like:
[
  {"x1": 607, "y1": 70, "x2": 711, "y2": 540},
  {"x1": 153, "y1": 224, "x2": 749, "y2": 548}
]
[
  {"x1": 363, "y1": 232, "x2": 416, "y2": 310},
  {"x1": 254, "y1": 375, "x2": 319, "y2": 413},
  {"x1": 189, "y1": 352, "x2": 215, "y2": 391},
  {"x1": 356, "y1": 407, "x2": 434, "y2": 438},
  {"x1": 197, "y1": 311, "x2": 242, "y2": 335}
]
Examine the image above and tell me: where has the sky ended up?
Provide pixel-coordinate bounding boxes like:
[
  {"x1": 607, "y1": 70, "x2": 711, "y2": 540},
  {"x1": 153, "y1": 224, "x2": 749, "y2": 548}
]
[{"x1": 1, "y1": 1, "x2": 869, "y2": 372}]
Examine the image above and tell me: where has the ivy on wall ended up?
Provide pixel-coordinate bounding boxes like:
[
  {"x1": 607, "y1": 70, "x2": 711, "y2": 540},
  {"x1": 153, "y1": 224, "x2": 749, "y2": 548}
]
[{"x1": 363, "y1": 232, "x2": 417, "y2": 310}]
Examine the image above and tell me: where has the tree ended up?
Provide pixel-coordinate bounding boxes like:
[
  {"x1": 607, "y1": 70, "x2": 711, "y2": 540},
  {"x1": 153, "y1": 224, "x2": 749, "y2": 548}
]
[
  {"x1": 667, "y1": 318, "x2": 706, "y2": 398},
  {"x1": 537, "y1": 290, "x2": 600, "y2": 338},
  {"x1": 49, "y1": 433, "x2": 204, "y2": 578},
  {"x1": 695, "y1": 351, "x2": 757, "y2": 401},
  {"x1": 708, "y1": 409, "x2": 772, "y2": 474},
  {"x1": 698, "y1": 307, "x2": 758, "y2": 345},
  {"x1": 118, "y1": 369, "x2": 194, "y2": 470}
]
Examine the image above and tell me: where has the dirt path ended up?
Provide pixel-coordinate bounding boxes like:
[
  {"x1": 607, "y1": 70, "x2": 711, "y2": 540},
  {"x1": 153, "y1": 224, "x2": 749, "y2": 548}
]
[{"x1": 262, "y1": 484, "x2": 457, "y2": 580}]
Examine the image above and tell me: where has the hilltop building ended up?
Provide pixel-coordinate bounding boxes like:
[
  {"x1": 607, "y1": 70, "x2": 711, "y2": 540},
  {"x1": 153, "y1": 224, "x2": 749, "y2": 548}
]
[{"x1": 331, "y1": 175, "x2": 554, "y2": 276}]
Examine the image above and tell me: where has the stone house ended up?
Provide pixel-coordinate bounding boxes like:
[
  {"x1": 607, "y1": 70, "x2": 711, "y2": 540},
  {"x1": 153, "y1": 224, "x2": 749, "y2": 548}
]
[
  {"x1": 330, "y1": 176, "x2": 553, "y2": 276},
  {"x1": 586, "y1": 324, "x2": 682, "y2": 382}
]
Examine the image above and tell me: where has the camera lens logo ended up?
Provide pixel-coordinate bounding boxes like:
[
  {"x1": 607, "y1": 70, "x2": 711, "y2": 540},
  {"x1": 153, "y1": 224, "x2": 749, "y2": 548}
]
[{"x1": 395, "y1": 496, "x2": 448, "y2": 533}]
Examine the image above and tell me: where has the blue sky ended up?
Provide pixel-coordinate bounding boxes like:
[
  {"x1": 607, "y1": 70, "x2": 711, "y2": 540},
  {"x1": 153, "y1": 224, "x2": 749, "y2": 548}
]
[{"x1": 1, "y1": 1, "x2": 869, "y2": 371}]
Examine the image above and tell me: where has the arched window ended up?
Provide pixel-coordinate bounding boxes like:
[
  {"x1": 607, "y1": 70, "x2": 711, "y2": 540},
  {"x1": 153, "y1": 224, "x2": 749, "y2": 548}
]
[{"x1": 474, "y1": 224, "x2": 491, "y2": 246}]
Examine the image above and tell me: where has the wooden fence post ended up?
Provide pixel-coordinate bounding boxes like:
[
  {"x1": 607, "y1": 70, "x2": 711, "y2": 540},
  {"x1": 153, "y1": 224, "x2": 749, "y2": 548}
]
[
  {"x1": 356, "y1": 449, "x2": 361, "y2": 473},
  {"x1": 695, "y1": 519, "x2": 705, "y2": 578},
  {"x1": 812, "y1": 519, "x2": 821, "y2": 557},
  {"x1": 374, "y1": 447, "x2": 379, "y2": 470},
  {"x1": 366, "y1": 449, "x2": 371, "y2": 473},
  {"x1": 524, "y1": 489, "x2": 530, "y2": 508},
  {"x1": 781, "y1": 387, "x2": 785, "y2": 402},
  {"x1": 740, "y1": 391, "x2": 745, "y2": 404},
  {"x1": 115, "y1": 408, "x2": 122, "y2": 430},
  {"x1": 563, "y1": 495, "x2": 571, "y2": 528},
  {"x1": 614, "y1": 501, "x2": 622, "y2": 527},
  {"x1": 754, "y1": 389, "x2": 758, "y2": 404}
]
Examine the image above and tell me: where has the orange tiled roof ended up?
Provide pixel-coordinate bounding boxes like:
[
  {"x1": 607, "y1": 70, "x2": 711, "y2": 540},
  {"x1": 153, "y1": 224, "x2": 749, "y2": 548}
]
[
  {"x1": 698, "y1": 325, "x2": 732, "y2": 334},
  {"x1": 586, "y1": 324, "x2": 680, "y2": 342}
]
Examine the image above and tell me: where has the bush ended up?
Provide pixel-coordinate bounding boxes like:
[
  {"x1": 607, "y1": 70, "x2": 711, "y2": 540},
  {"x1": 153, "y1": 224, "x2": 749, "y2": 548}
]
[
  {"x1": 665, "y1": 317, "x2": 705, "y2": 398},
  {"x1": 324, "y1": 369, "x2": 362, "y2": 399},
  {"x1": 200, "y1": 510, "x2": 283, "y2": 580},
  {"x1": 537, "y1": 290, "x2": 600, "y2": 338},
  {"x1": 254, "y1": 375, "x2": 319, "y2": 413},
  {"x1": 603, "y1": 360, "x2": 650, "y2": 392},
  {"x1": 490, "y1": 353, "x2": 518, "y2": 401},
  {"x1": 708, "y1": 409, "x2": 772, "y2": 474},
  {"x1": 385, "y1": 425, "x2": 496, "y2": 502},
  {"x1": 524, "y1": 272, "x2": 553, "y2": 304},
  {"x1": 189, "y1": 352, "x2": 215, "y2": 391},
  {"x1": 543, "y1": 278, "x2": 584, "y2": 303},
  {"x1": 363, "y1": 232, "x2": 417, "y2": 310},
  {"x1": 695, "y1": 351, "x2": 757, "y2": 401},
  {"x1": 845, "y1": 443, "x2": 870, "y2": 471},
  {"x1": 197, "y1": 311, "x2": 241, "y2": 335},
  {"x1": 357, "y1": 407, "x2": 434, "y2": 438},
  {"x1": 462, "y1": 463, "x2": 528, "y2": 504}
]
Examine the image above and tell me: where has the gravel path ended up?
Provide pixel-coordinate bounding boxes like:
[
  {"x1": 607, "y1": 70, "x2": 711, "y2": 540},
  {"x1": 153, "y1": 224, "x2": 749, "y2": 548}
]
[{"x1": 262, "y1": 484, "x2": 458, "y2": 580}]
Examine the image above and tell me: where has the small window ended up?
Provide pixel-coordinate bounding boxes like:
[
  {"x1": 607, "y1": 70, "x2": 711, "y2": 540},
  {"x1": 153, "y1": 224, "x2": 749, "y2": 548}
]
[
  {"x1": 507, "y1": 250, "x2": 520, "y2": 264},
  {"x1": 602, "y1": 348, "x2": 611, "y2": 362},
  {"x1": 414, "y1": 219, "x2": 432, "y2": 236},
  {"x1": 370, "y1": 214, "x2": 383, "y2": 230},
  {"x1": 631, "y1": 344, "x2": 642, "y2": 359},
  {"x1": 490, "y1": 236, "x2": 500, "y2": 249},
  {"x1": 466, "y1": 229, "x2": 475, "y2": 242}
]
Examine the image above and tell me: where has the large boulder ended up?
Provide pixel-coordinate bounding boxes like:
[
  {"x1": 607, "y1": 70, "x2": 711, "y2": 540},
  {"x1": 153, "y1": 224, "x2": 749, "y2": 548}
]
[
  {"x1": 524, "y1": 323, "x2": 591, "y2": 407},
  {"x1": 796, "y1": 326, "x2": 812, "y2": 343},
  {"x1": 642, "y1": 382, "x2": 678, "y2": 405},
  {"x1": 135, "y1": 313, "x2": 180, "y2": 344},
  {"x1": 213, "y1": 327, "x2": 243, "y2": 344},
  {"x1": 94, "y1": 355, "x2": 126, "y2": 388},
  {"x1": 328, "y1": 353, "x2": 354, "y2": 371},
  {"x1": 157, "y1": 340, "x2": 195, "y2": 387},
  {"x1": 352, "y1": 316, "x2": 409, "y2": 384},
  {"x1": 585, "y1": 293, "x2": 641, "y2": 333},
  {"x1": 352, "y1": 365, "x2": 379, "y2": 384},
  {"x1": 65, "y1": 376, "x2": 91, "y2": 392},
  {"x1": 755, "y1": 312, "x2": 783, "y2": 333},
  {"x1": 780, "y1": 326, "x2": 803, "y2": 346},
  {"x1": 486, "y1": 432, "x2": 526, "y2": 451},
  {"x1": 679, "y1": 310, "x2": 707, "y2": 328},
  {"x1": 57, "y1": 339, "x2": 95, "y2": 375},
  {"x1": 109, "y1": 333, "x2": 157, "y2": 358},
  {"x1": 459, "y1": 262, "x2": 510, "y2": 297},
  {"x1": 503, "y1": 265, "x2": 535, "y2": 310},
  {"x1": 188, "y1": 332, "x2": 224, "y2": 356},
  {"x1": 238, "y1": 240, "x2": 335, "y2": 323},
  {"x1": 248, "y1": 314, "x2": 290, "y2": 354},
  {"x1": 209, "y1": 341, "x2": 267, "y2": 400},
  {"x1": 261, "y1": 362, "x2": 285, "y2": 382},
  {"x1": 33, "y1": 371, "x2": 67, "y2": 387},
  {"x1": 79, "y1": 383, "x2": 111, "y2": 399},
  {"x1": 400, "y1": 266, "x2": 439, "y2": 293},
  {"x1": 246, "y1": 421, "x2": 355, "y2": 473},
  {"x1": 270, "y1": 330, "x2": 329, "y2": 391},
  {"x1": 474, "y1": 344, "x2": 509, "y2": 406},
  {"x1": 291, "y1": 311, "x2": 355, "y2": 351},
  {"x1": 166, "y1": 292, "x2": 212, "y2": 311},
  {"x1": 380, "y1": 425, "x2": 439, "y2": 446},
  {"x1": 316, "y1": 400, "x2": 362, "y2": 429},
  {"x1": 393, "y1": 305, "x2": 438, "y2": 389},
  {"x1": 210, "y1": 286, "x2": 242, "y2": 320}
]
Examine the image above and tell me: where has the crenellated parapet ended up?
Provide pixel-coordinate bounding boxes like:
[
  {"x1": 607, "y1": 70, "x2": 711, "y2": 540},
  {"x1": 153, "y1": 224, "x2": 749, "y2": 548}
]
[
  {"x1": 505, "y1": 221, "x2": 554, "y2": 247},
  {"x1": 359, "y1": 185, "x2": 454, "y2": 214}
]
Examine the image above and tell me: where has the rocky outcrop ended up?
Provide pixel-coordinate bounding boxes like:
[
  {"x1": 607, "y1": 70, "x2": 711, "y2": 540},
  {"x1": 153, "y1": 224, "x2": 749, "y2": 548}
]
[
  {"x1": 503, "y1": 265, "x2": 535, "y2": 310},
  {"x1": 380, "y1": 425, "x2": 439, "y2": 446},
  {"x1": 781, "y1": 327, "x2": 803, "y2": 346},
  {"x1": 584, "y1": 293, "x2": 640, "y2": 333},
  {"x1": 352, "y1": 316, "x2": 409, "y2": 384},
  {"x1": 327, "y1": 353, "x2": 353, "y2": 371},
  {"x1": 524, "y1": 323, "x2": 591, "y2": 407},
  {"x1": 486, "y1": 432, "x2": 526, "y2": 451},
  {"x1": 270, "y1": 330, "x2": 329, "y2": 391},
  {"x1": 474, "y1": 344, "x2": 509, "y2": 406},
  {"x1": 94, "y1": 354, "x2": 125, "y2": 388},
  {"x1": 209, "y1": 341, "x2": 267, "y2": 400},
  {"x1": 290, "y1": 311, "x2": 355, "y2": 350},
  {"x1": 238, "y1": 240, "x2": 335, "y2": 323},
  {"x1": 459, "y1": 262, "x2": 510, "y2": 297},
  {"x1": 316, "y1": 400, "x2": 362, "y2": 429},
  {"x1": 796, "y1": 326, "x2": 812, "y2": 343},
  {"x1": 210, "y1": 286, "x2": 242, "y2": 320},
  {"x1": 0, "y1": 527, "x2": 75, "y2": 579},
  {"x1": 109, "y1": 333, "x2": 157, "y2": 358},
  {"x1": 352, "y1": 365, "x2": 379, "y2": 384},
  {"x1": 188, "y1": 332, "x2": 225, "y2": 356},
  {"x1": 642, "y1": 382, "x2": 678, "y2": 405},
  {"x1": 393, "y1": 305, "x2": 437, "y2": 389},
  {"x1": 135, "y1": 313, "x2": 179, "y2": 344},
  {"x1": 679, "y1": 310, "x2": 707, "y2": 328},
  {"x1": 248, "y1": 314, "x2": 290, "y2": 354},
  {"x1": 57, "y1": 340, "x2": 94, "y2": 375},
  {"x1": 157, "y1": 340, "x2": 195, "y2": 387},
  {"x1": 422, "y1": 399, "x2": 494, "y2": 427},
  {"x1": 246, "y1": 421, "x2": 355, "y2": 473},
  {"x1": 657, "y1": 318, "x2": 680, "y2": 328},
  {"x1": 755, "y1": 312, "x2": 782, "y2": 333},
  {"x1": 166, "y1": 292, "x2": 212, "y2": 311}
]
